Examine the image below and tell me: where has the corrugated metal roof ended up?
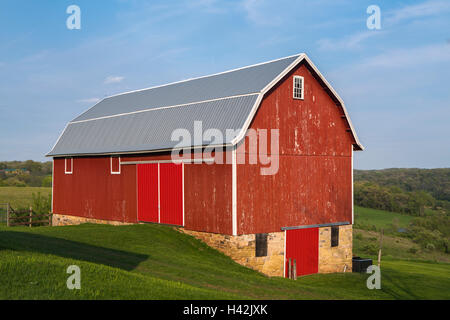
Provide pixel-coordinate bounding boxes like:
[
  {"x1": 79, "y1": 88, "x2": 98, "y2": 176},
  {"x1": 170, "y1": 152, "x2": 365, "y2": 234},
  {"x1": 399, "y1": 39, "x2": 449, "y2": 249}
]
[
  {"x1": 73, "y1": 54, "x2": 300, "y2": 122},
  {"x1": 48, "y1": 94, "x2": 258, "y2": 156},
  {"x1": 47, "y1": 53, "x2": 364, "y2": 156}
]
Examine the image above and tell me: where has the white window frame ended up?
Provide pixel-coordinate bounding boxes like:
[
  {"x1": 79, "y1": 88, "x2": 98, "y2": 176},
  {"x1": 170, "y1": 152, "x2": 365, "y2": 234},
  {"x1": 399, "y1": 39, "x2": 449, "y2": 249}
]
[
  {"x1": 64, "y1": 157, "x2": 73, "y2": 174},
  {"x1": 293, "y1": 75, "x2": 304, "y2": 100},
  {"x1": 110, "y1": 156, "x2": 121, "y2": 174}
]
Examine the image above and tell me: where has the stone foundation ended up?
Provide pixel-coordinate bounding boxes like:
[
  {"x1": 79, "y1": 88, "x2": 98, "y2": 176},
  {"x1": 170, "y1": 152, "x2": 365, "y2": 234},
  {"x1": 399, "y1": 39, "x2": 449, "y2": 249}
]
[
  {"x1": 318, "y1": 224, "x2": 353, "y2": 273},
  {"x1": 180, "y1": 224, "x2": 353, "y2": 277},
  {"x1": 52, "y1": 213, "x2": 132, "y2": 226},
  {"x1": 179, "y1": 229, "x2": 285, "y2": 277},
  {"x1": 53, "y1": 213, "x2": 352, "y2": 276}
]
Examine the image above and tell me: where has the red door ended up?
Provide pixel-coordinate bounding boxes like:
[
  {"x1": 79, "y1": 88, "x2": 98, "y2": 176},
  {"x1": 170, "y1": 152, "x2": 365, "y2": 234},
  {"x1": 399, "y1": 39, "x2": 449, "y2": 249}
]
[
  {"x1": 137, "y1": 162, "x2": 183, "y2": 226},
  {"x1": 285, "y1": 228, "x2": 319, "y2": 277},
  {"x1": 159, "y1": 163, "x2": 183, "y2": 225},
  {"x1": 137, "y1": 164, "x2": 158, "y2": 223}
]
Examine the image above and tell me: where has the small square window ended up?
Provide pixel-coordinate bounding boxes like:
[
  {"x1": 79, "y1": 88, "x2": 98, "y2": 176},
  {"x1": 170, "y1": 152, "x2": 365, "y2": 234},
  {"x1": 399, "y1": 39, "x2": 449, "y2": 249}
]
[
  {"x1": 64, "y1": 157, "x2": 73, "y2": 174},
  {"x1": 293, "y1": 76, "x2": 304, "y2": 100},
  {"x1": 111, "y1": 156, "x2": 121, "y2": 174},
  {"x1": 255, "y1": 233, "x2": 268, "y2": 257},
  {"x1": 331, "y1": 226, "x2": 339, "y2": 247}
]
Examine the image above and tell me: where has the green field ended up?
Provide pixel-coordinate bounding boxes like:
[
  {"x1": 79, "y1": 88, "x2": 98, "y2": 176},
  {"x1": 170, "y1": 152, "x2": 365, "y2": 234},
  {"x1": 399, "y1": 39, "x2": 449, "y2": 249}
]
[
  {"x1": 354, "y1": 205, "x2": 414, "y2": 231},
  {"x1": 0, "y1": 187, "x2": 52, "y2": 209},
  {"x1": 0, "y1": 223, "x2": 449, "y2": 299}
]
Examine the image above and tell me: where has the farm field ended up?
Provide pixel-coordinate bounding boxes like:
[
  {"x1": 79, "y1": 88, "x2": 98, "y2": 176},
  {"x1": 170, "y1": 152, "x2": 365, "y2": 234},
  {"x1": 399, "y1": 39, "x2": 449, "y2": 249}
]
[
  {"x1": 0, "y1": 187, "x2": 52, "y2": 209},
  {"x1": 0, "y1": 223, "x2": 449, "y2": 300},
  {"x1": 354, "y1": 205, "x2": 414, "y2": 230}
]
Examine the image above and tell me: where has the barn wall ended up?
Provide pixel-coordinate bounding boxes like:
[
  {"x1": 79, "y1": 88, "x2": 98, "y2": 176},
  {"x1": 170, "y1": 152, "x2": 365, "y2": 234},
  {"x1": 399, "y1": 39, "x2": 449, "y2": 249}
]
[
  {"x1": 53, "y1": 156, "x2": 138, "y2": 223},
  {"x1": 53, "y1": 150, "x2": 233, "y2": 234},
  {"x1": 237, "y1": 62, "x2": 353, "y2": 234}
]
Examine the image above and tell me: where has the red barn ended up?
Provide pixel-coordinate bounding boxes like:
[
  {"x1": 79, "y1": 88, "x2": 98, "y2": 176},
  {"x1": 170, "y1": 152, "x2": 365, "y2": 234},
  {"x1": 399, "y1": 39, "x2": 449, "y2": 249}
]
[{"x1": 48, "y1": 53, "x2": 363, "y2": 277}]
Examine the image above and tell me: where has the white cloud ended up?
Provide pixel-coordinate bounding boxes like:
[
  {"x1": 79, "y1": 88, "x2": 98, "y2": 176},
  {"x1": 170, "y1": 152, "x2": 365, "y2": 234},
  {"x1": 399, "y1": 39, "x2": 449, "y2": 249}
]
[
  {"x1": 385, "y1": 0, "x2": 450, "y2": 25},
  {"x1": 104, "y1": 76, "x2": 125, "y2": 84},
  {"x1": 317, "y1": 31, "x2": 383, "y2": 51},
  {"x1": 77, "y1": 97, "x2": 101, "y2": 104},
  {"x1": 241, "y1": 0, "x2": 282, "y2": 26},
  {"x1": 353, "y1": 43, "x2": 450, "y2": 69}
]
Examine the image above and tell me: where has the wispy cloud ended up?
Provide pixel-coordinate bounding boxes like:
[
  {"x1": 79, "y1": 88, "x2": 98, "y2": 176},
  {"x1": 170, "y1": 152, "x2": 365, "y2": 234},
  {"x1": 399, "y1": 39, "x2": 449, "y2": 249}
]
[
  {"x1": 385, "y1": 0, "x2": 450, "y2": 25},
  {"x1": 241, "y1": 0, "x2": 282, "y2": 26},
  {"x1": 104, "y1": 76, "x2": 125, "y2": 84},
  {"x1": 77, "y1": 98, "x2": 101, "y2": 104},
  {"x1": 354, "y1": 43, "x2": 450, "y2": 69},
  {"x1": 317, "y1": 31, "x2": 383, "y2": 51}
]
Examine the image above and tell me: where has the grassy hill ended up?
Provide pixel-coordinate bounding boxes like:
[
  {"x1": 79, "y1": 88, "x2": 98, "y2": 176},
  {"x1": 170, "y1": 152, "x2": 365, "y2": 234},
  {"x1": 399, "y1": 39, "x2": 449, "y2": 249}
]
[{"x1": 0, "y1": 223, "x2": 449, "y2": 299}]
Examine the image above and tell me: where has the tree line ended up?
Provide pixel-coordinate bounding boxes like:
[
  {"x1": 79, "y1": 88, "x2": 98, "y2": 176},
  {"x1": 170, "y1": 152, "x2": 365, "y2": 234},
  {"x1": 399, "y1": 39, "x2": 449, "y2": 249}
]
[{"x1": 0, "y1": 160, "x2": 52, "y2": 187}]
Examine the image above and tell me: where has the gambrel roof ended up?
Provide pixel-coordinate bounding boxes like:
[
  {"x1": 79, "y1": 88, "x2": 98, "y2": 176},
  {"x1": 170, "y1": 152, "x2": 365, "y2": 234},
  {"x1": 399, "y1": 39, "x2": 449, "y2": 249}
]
[{"x1": 47, "y1": 53, "x2": 363, "y2": 157}]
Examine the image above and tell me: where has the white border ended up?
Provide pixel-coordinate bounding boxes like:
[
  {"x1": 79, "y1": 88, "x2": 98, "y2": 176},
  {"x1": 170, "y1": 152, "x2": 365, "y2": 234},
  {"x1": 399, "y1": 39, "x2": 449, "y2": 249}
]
[
  {"x1": 51, "y1": 159, "x2": 54, "y2": 213},
  {"x1": 64, "y1": 157, "x2": 73, "y2": 174},
  {"x1": 157, "y1": 162, "x2": 161, "y2": 223},
  {"x1": 232, "y1": 146, "x2": 237, "y2": 236},
  {"x1": 293, "y1": 75, "x2": 304, "y2": 100},
  {"x1": 110, "y1": 156, "x2": 121, "y2": 174},
  {"x1": 182, "y1": 162, "x2": 185, "y2": 227},
  {"x1": 351, "y1": 146, "x2": 354, "y2": 225},
  {"x1": 283, "y1": 229, "x2": 286, "y2": 278}
]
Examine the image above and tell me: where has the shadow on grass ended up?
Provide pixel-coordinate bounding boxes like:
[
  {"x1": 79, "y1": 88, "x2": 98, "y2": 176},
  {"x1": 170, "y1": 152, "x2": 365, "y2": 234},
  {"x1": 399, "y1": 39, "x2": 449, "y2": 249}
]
[{"x1": 0, "y1": 231, "x2": 148, "y2": 271}]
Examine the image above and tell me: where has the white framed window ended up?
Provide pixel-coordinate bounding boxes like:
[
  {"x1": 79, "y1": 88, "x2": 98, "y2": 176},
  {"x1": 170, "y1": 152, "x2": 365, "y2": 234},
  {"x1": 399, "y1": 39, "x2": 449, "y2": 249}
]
[
  {"x1": 64, "y1": 157, "x2": 73, "y2": 174},
  {"x1": 293, "y1": 76, "x2": 304, "y2": 100},
  {"x1": 111, "y1": 156, "x2": 121, "y2": 174}
]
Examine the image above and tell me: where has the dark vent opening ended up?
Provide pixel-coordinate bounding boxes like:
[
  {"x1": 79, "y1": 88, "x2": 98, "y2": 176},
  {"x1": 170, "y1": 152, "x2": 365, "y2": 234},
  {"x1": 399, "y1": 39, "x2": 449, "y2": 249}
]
[
  {"x1": 255, "y1": 233, "x2": 268, "y2": 257},
  {"x1": 331, "y1": 226, "x2": 339, "y2": 247}
]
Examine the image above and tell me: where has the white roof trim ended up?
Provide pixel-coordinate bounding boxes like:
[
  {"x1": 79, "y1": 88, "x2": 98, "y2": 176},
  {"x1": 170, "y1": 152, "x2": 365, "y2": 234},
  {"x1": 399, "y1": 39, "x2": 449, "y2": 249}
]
[{"x1": 69, "y1": 92, "x2": 259, "y2": 124}]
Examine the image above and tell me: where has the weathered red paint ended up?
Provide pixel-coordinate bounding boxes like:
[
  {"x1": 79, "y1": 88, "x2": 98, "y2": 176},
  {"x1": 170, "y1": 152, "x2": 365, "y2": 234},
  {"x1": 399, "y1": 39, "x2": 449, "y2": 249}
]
[
  {"x1": 137, "y1": 163, "x2": 158, "y2": 223},
  {"x1": 285, "y1": 228, "x2": 319, "y2": 277},
  {"x1": 52, "y1": 60, "x2": 355, "y2": 236},
  {"x1": 53, "y1": 156, "x2": 137, "y2": 223},
  {"x1": 236, "y1": 62, "x2": 353, "y2": 234},
  {"x1": 53, "y1": 150, "x2": 232, "y2": 233},
  {"x1": 159, "y1": 162, "x2": 183, "y2": 225}
]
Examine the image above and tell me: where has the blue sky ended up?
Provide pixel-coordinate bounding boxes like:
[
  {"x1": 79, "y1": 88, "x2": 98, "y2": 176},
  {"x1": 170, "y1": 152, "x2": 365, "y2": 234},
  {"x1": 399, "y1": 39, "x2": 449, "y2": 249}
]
[{"x1": 0, "y1": 0, "x2": 449, "y2": 169}]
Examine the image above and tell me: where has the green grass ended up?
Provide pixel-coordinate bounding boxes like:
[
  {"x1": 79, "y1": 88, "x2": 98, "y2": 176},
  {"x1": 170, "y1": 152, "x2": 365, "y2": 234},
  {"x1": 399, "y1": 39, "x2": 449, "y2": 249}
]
[
  {"x1": 0, "y1": 187, "x2": 52, "y2": 209},
  {"x1": 1, "y1": 223, "x2": 449, "y2": 299},
  {"x1": 353, "y1": 229, "x2": 450, "y2": 264},
  {"x1": 354, "y1": 205, "x2": 414, "y2": 231}
]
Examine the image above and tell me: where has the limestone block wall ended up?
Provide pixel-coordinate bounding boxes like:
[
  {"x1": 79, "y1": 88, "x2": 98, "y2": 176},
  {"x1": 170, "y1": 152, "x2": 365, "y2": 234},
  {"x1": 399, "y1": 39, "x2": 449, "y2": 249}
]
[
  {"x1": 179, "y1": 229, "x2": 285, "y2": 277},
  {"x1": 52, "y1": 213, "x2": 132, "y2": 226},
  {"x1": 52, "y1": 213, "x2": 352, "y2": 277},
  {"x1": 318, "y1": 224, "x2": 353, "y2": 273}
]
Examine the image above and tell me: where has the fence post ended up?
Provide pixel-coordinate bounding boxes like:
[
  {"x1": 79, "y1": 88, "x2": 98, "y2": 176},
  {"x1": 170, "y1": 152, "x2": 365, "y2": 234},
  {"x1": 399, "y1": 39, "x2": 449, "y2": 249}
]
[
  {"x1": 29, "y1": 206, "x2": 32, "y2": 228},
  {"x1": 293, "y1": 259, "x2": 297, "y2": 280},
  {"x1": 6, "y1": 203, "x2": 10, "y2": 227},
  {"x1": 288, "y1": 258, "x2": 292, "y2": 279}
]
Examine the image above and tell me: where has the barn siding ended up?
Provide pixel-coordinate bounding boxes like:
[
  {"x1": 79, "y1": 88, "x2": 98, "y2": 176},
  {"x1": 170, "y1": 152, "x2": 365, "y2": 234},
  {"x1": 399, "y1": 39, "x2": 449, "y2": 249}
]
[
  {"x1": 53, "y1": 156, "x2": 137, "y2": 223},
  {"x1": 53, "y1": 150, "x2": 233, "y2": 233},
  {"x1": 237, "y1": 62, "x2": 353, "y2": 234}
]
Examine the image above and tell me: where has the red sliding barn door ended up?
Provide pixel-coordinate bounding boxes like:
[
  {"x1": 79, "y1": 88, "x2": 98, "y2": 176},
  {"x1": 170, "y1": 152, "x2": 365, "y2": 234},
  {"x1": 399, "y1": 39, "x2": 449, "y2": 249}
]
[
  {"x1": 285, "y1": 228, "x2": 319, "y2": 277},
  {"x1": 159, "y1": 163, "x2": 183, "y2": 225},
  {"x1": 137, "y1": 164, "x2": 159, "y2": 223},
  {"x1": 137, "y1": 162, "x2": 183, "y2": 226}
]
